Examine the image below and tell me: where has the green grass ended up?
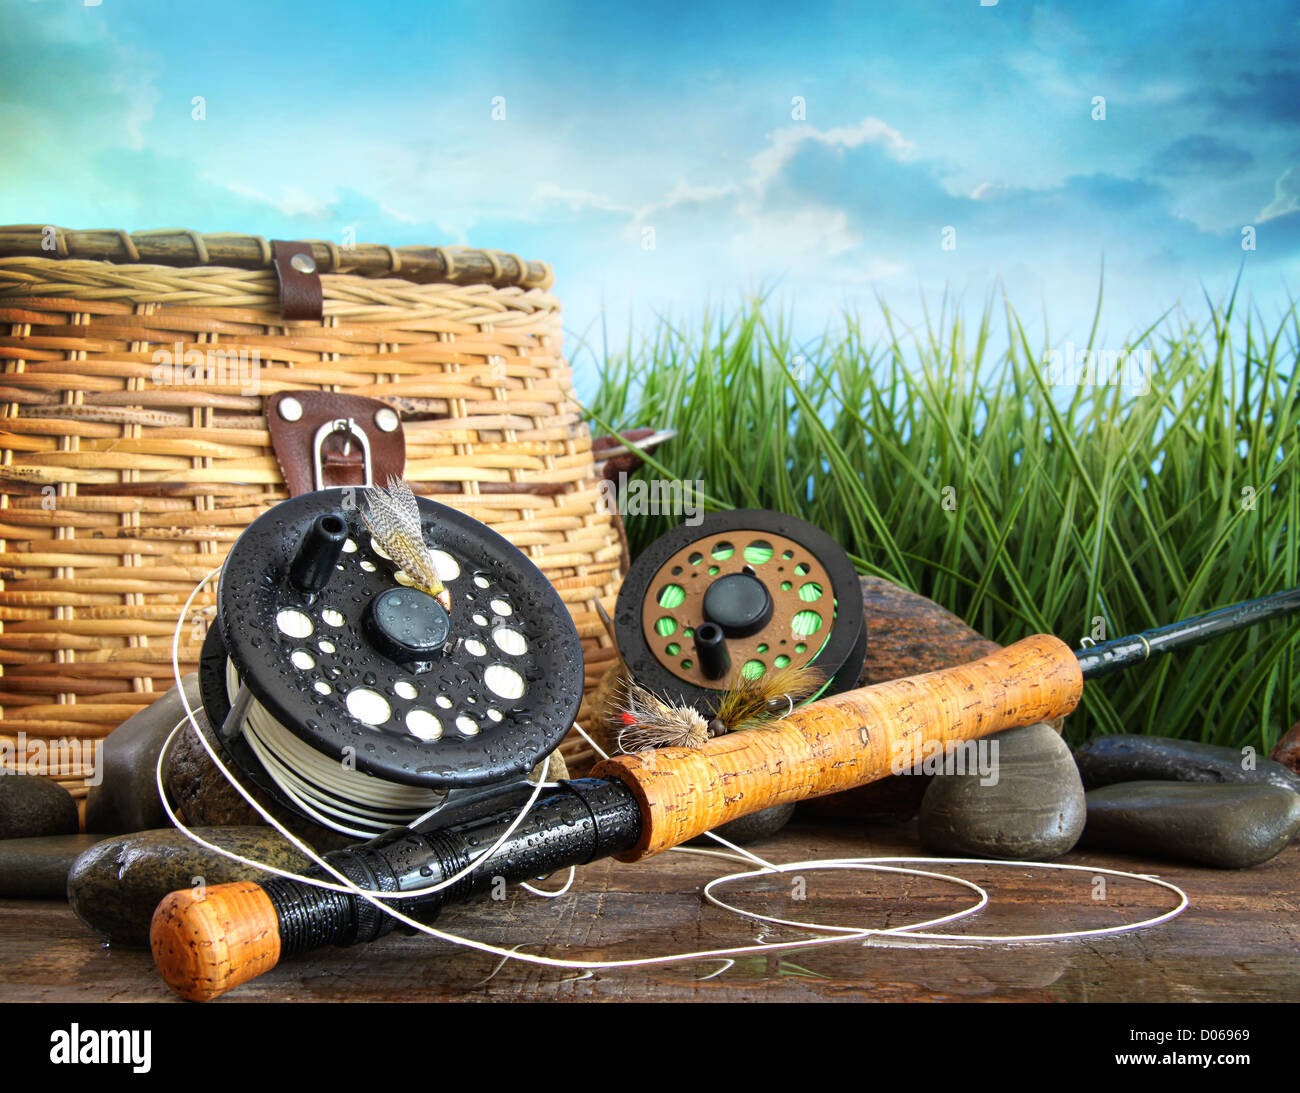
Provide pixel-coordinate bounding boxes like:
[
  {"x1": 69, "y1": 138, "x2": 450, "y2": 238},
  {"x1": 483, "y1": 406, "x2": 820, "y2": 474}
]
[{"x1": 582, "y1": 287, "x2": 1300, "y2": 753}]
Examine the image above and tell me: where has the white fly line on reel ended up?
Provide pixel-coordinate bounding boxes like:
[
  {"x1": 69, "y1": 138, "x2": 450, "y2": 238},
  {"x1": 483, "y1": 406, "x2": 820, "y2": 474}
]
[{"x1": 224, "y1": 658, "x2": 448, "y2": 839}]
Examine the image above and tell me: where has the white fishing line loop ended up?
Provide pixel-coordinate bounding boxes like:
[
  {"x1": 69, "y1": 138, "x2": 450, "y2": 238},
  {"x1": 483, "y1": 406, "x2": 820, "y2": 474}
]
[
  {"x1": 704, "y1": 858, "x2": 1190, "y2": 942},
  {"x1": 165, "y1": 568, "x2": 1189, "y2": 981}
]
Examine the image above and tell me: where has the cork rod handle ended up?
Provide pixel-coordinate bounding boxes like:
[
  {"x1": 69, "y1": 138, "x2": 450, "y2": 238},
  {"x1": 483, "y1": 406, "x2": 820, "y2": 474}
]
[
  {"x1": 150, "y1": 881, "x2": 283, "y2": 1001},
  {"x1": 592, "y1": 634, "x2": 1084, "y2": 859}
]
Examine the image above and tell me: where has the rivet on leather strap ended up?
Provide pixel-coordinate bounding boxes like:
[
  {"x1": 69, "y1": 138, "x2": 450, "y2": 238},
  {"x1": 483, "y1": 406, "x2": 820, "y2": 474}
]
[{"x1": 271, "y1": 239, "x2": 323, "y2": 321}]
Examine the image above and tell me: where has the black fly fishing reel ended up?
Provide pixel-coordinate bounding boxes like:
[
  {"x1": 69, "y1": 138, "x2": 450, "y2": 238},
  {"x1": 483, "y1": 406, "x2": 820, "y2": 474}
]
[
  {"x1": 198, "y1": 485, "x2": 584, "y2": 839},
  {"x1": 615, "y1": 509, "x2": 867, "y2": 715}
]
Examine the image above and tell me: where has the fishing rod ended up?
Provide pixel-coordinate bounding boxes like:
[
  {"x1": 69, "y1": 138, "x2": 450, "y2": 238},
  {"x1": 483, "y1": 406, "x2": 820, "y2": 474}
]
[{"x1": 150, "y1": 529, "x2": 1300, "y2": 1001}]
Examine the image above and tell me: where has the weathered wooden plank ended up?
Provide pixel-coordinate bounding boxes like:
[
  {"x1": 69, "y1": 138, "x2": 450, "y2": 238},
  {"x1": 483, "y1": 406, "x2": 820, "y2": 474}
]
[{"x1": 0, "y1": 822, "x2": 1294, "y2": 1002}]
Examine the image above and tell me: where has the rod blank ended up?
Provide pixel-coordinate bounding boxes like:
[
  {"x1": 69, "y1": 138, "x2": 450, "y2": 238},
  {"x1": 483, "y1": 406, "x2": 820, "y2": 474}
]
[{"x1": 1075, "y1": 587, "x2": 1300, "y2": 680}]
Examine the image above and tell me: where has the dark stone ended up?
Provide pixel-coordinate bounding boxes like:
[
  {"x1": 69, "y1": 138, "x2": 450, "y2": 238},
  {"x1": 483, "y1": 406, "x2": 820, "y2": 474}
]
[
  {"x1": 1081, "y1": 781, "x2": 1300, "y2": 868},
  {"x1": 0, "y1": 834, "x2": 108, "y2": 898},
  {"x1": 1272, "y1": 722, "x2": 1300, "y2": 777},
  {"x1": 85, "y1": 674, "x2": 202, "y2": 835},
  {"x1": 918, "y1": 723, "x2": 1086, "y2": 861},
  {"x1": 1073, "y1": 735, "x2": 1300, "y2": 795},
  {"x1": 0, "y1": 774, "x2": 79, "y2": 839},
  {"x1": 798, "y1": 772, "x2": 933, "y2": 824},
  {"x1": 67, "y1": 827, "x2": 313, "y2": 947},
  {"x1": 693, "y1": 803, "x2": 796, "y2": 846}
]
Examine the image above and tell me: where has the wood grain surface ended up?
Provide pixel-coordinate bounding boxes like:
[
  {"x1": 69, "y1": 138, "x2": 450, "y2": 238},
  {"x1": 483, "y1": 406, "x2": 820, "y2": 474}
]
[{"x1": 2, "y1": 821, "x2": 1295, "y2": 1003}]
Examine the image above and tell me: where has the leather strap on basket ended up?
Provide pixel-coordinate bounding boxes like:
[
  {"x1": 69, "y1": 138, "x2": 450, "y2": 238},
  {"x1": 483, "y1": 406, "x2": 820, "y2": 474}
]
[
  {"x1": 271, "y1": 240, "x2": 323, "y2": 321},
  {"x1": 267, "y1": 391, "x2": 406, "y2": 496}
]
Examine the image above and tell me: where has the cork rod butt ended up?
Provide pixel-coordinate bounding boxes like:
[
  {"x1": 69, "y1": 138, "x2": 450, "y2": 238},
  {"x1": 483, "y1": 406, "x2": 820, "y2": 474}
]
[{"x1": 150, "y1": 881, "x2": 283, "y2": 1002}]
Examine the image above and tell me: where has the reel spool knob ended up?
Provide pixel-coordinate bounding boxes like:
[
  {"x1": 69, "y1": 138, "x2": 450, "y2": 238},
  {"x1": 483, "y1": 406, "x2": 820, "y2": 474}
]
[
  {"x1": 366, "y1": 586, "x2": 452, "y2": 666},
  {"x1": 702, "y1": 570, "x2": 773, "y2": 637},
  {"x1": 696, "y1": 569, "x2": 773, "y2": 679}
]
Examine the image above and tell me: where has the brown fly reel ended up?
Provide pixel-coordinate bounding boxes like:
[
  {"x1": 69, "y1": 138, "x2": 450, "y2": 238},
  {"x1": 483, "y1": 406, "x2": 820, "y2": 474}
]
[{"x1": 614, "y1": 510, "x2": 867, "y2": 715}]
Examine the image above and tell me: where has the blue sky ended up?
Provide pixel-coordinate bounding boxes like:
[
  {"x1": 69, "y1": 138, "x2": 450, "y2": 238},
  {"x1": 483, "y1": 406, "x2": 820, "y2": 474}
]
[{"x1": 3, "y1": 0, "x2": 1298, "y2": 393}]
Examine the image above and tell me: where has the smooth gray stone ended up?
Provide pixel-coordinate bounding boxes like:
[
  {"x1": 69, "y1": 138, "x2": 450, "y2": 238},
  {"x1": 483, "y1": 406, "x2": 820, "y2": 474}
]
[
  {"x1": 85, "y1": 674, "x2": 202, "y2": 835},
  {"x1": 1073, "y1": 735, "x2": 1300, "y2": 794},
  {"x1": 67, "y1": 827, "x2": 312, "y2": 948},
  {"x1": 919, "y1": 722, "x2": 1086, "y2": 861},
  {"x1": 0, "y1": 834, "x2": 109, "y2": 898},
  {"x1": 1082, "y1": 781, "x2": 1300, "y2": 868},
  {"x1": 0, "y1": 774, "x2": 79, "y2": 839}
]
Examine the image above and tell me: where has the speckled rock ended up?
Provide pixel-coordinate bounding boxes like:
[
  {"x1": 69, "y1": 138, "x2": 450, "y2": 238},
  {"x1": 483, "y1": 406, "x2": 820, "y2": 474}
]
[
  {"x1": 1081, "y1": 781, "x2": 1300, "y2": 868},
  {"x1": 0, "y1": 834, "x2": 108, "y2": 898},
  {"x1": 1271, "y1": 722, "x2": 1300, "y2": 777},
  {"x1": 854, "y1": 576, "x2": 1003, "y2": 686},
  {"x1": 0, "y1": 774, "x2": 79, "y2": 839},
  {"x1": 85, "y1": 674, "x2": 202, "y2": 835},
  {"x1": 67, "y1": 827, "x2": 313, "y2": 947},
  {"x1": 918, "y1": 723, "x2": 1086, "y2": 861},
  {"x1": 1073, "y1": 735, "x2": 1300, "y2": 794}
]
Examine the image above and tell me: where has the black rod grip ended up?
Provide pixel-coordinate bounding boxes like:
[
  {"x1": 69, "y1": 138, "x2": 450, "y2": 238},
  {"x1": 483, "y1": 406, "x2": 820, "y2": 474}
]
[{"x1": 260, "y1": 778, "x2": 643, "y2": 956}]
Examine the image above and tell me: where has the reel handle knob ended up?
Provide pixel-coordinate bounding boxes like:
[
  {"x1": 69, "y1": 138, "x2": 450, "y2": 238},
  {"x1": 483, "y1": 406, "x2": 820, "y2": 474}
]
[
  {"x1": 694, "y1": 622, "x2": 730, "y2": 680},
  {"x1": 290, "y1": 511, "x2": 349, "y2": 594},
  {"x1": 150, "y1": 882, "x2": 282, "y2": 1002}
]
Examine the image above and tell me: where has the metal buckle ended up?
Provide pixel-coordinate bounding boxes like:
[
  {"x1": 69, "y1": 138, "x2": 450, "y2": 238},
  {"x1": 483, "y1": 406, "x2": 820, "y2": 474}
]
[{"x1": 312, "y1": 417, "x2": 373, "y2": 491}]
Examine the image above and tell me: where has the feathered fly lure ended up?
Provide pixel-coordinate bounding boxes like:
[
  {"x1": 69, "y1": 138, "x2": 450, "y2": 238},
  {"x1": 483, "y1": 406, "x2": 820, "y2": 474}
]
[
  {"x1": 614, "y1": 663, "x2": 827, "y2": 753},
  {"x1": 362, "y1": 477, "x2": 452, "y2": 611},
  {"x1": 616, "y1": 679, "x2": 710, "y2": 753},
  {"x1": 712, "y1": 663, "x2": 826, "y2": 734}
]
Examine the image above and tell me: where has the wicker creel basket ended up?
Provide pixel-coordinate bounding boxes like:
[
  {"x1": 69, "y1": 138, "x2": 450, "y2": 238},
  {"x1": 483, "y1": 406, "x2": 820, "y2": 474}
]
[{"x1": 0, "y1": 225, "x2": 624, "y2": 798}]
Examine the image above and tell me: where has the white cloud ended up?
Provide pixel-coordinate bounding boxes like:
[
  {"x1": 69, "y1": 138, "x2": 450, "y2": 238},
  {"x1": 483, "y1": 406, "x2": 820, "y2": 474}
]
[
  {"x1": 748, "y1": 117, "x2": 914, "y2": 196},
  {"x1": 731, "y1": 205, "x2": 862, "y2": 270},
  {"x1": 379, "y1": 202, "x2": 419, "y2": 225},
  {"x1": 533, "y1": 183, "x2": 633, "y2": 216},
  {"x1": 632, "y1": 179, "x2": 740, "y2": 224},
  {"x1": 1259, "y1": 166, "x2": 1300, "y2": 221},
  {"x1": 218, "y1": 181, "x2": 333, "y2": 219}
]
